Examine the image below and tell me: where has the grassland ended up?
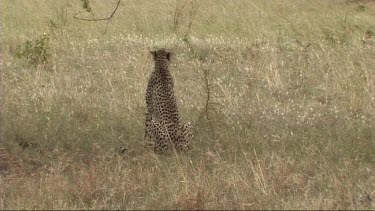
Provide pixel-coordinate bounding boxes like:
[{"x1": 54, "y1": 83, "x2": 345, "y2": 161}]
[{"x1": 1, "y1": 0, "x2": 375, "y2": 209}]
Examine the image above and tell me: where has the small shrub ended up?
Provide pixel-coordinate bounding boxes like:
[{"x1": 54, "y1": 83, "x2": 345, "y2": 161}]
[
  {"x1": 15, "y1": 34, "x2": 50, "y2": 66},
  {"x1": 81, "y1": 0, "x2": 92, "y2": 12},
  {"x1": 322, "y1": 27, "x2": 340, "y2": 46},
  {"x1": 357, "y1": 4, "x2": 368, "y2": 12},
  {"x1": 365, "y1": 29, "x2": 374, "y2": 39}
]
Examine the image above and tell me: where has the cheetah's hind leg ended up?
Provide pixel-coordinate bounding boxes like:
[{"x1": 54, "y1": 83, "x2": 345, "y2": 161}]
[
  {"x1": 146, "y1": 119, "x2": 172, "y2": 153},
  {"x1": 175, "y1": 122, "x2": 193, "y2": 151}
]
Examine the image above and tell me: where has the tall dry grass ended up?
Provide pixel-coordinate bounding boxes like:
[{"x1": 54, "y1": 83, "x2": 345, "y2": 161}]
[{"x1": 1, "y1": 0, "x2": 374, "y2": 209}]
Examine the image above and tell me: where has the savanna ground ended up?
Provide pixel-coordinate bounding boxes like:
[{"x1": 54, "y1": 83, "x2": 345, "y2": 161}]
[{"x1": 1, "y1": 0, "x2": 375, "y2": 209}]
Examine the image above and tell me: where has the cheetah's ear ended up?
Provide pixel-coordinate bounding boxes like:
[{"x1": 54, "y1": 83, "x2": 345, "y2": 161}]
[
  {"x1": 166, "y1": 51, "x2": 172, "y2": 61},
  {"x1": 150, "y1": 50, "x2": 156, "y2": 59}
]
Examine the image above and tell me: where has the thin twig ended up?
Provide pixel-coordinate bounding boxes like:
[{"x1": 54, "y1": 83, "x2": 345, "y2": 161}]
[
  {"x1": 101, "y1": 19, "x2": 112, "y2": 35},
  {"x1": 202, "y1": 68, "x2": 214, "y2": 130}
]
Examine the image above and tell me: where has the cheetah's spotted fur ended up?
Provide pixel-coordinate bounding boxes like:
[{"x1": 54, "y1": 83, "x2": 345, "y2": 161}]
[{"x1": 144, "y1": 49, "x2": 192, "y2": 153}]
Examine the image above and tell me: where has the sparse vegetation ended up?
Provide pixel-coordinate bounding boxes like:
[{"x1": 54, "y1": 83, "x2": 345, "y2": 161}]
[
  {"x1": 1, "y1": 0, "x2": 375, "y2": 209},
  {"x1": 15, "y1": 34, "x2": 50, "y2": 66}
]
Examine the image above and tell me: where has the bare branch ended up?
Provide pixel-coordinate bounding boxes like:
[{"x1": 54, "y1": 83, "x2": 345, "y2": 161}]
[{"x1": 74, "y1": 0, "x2": 121, "y2": 22}]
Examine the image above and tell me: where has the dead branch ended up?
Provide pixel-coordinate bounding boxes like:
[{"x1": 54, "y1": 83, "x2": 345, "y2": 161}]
[{"x1": 74, "y1": 0, "x2": 121, "y2": 22}]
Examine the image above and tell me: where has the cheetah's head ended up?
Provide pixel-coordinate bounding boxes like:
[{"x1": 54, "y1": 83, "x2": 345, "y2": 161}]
[{"x1": 150, "y1": 48, "x2": 172, "y2": 62}]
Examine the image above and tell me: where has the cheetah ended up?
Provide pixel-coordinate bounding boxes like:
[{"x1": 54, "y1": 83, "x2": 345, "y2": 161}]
[{"x1": 144, "y1": 48, "x2": 192, "y2": 153}]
